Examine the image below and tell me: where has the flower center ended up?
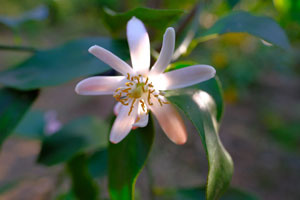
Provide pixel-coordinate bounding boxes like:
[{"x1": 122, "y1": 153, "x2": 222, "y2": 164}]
[{"x1": 113, "y1": 73, "x2": 168, "y2": 115}]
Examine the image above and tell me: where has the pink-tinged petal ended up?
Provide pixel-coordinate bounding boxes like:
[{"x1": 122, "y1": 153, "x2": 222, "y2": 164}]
[
  {"x1": 127, "y1": 17, "x2": 150, "y2": 74},
  {"x1": 75, "y1": 76, "x2": 125, "y2": 95},
  {"x1": 150, "y1": 98, "x2": 187, "y2": 145},
  {"x1": 152, "y1": 65, "x2": 216, "y2": 90},
  {"x1": 110, "y1": 101, "x2": 138, "y2": 143},
  {"x1": 150, "y1": 27, "x2": 175, "y2": 75},
  {"x1": 89, "y1": 45, "x2": 135, "y2": 76}
]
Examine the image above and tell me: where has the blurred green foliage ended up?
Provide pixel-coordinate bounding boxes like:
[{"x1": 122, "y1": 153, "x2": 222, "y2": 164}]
[{"x1": 0, "y1": 0, "x2": 299, "y2": 199}]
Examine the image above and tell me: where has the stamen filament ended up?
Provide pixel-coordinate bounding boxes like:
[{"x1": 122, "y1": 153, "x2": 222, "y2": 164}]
[
  {"x1": 127, "y1": 73, "x2": 131, "y2": 80},
  {"x1": 128, "y1": 98, "x2": 136, "y2": 115}
]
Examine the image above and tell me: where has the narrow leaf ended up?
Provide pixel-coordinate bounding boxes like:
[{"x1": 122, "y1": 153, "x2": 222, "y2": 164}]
[
  {"x1": 0, "y1": 88, "x2": 38, "y2": 147},
  {"x1": 102, "y1": 7, "x2": 184, "y2": 35},
  {"x1": 108, "y1": 116, "x2": 155, "y2": 200},
  {"x1": 198, "y1": 11, "x2": 290, "y2": 50},
  {"x1": 14, "y1": 110, "x2": 45, "y2": 140},
  {"x1": 0, "y1": 38, "x2": 129, "y2": 90},
  {"x1": 88, "y1": 149, "x2": 108, "y2": 178},
  {"x1": 167, "y1": 80, "x2": 233, "y2": 200},
  {"x1": 67, "y1": 154, "x2": 99, "y2": 200}
]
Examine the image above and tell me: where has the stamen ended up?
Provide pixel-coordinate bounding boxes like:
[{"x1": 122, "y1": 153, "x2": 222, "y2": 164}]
[
  {"x1": 113, "y1": 93, "x2": 122, "y2": 101},
  {"x1": 135, "y1": 116, "x2": 141, "y2": 123},
  {"x1": 140, "y1": 100, "x2": 146, "y2": 112},
  {"x1": 158, "y1": 99, "x2": 163, "y2": 106},
  {"x1": 125, "y1": 82, "x2": 133, "y2": 86},
  {"x1": 148, "y1": 90, "x2": 153, "y2": 105},
  {"x1": 114, "y1": 74, "x2": 167, "y2": 113},
  {"x1": 134, "y1": 76, "x2": 140, "y2": 83},
  {"x1": 120, "y1": 100, "x2": 129, "y2": 106},
  {"x1": 122, "y1": 88, "x2": 131, "y2": 93},
  {"x1": 148, "y1": 83, "x2": 154, "y2": 88},
  {"x1": 128, "y1": 98, "x2": 136, "y2": 115}
]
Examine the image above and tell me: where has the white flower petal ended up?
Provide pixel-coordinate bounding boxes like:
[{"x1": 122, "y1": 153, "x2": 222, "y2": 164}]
[
  {"x1": 75, "y1": 76, "x2": 125, "y2": 95},
  {"x1": 113, "y1": 102, "x2": 122, "y2": 116},
  {"x1": 133, "y1": 112, "x2": 149, "y2": 127},
  {"x1": 110, "y1": 102, "x2": 138, "y2": 144},
  {"x1": 89, "y1": 45, "x2": 134, "y2": 76},
  {"x1": 152, "y1": 65, "x2": 216, "y2": 90},
  {"x1": 150, "y1": 97, "x2": 187, "y2": 145},
  {"x1": 150, "y1": 27, "x2": 175, "y2": 75},
  {"x1": 127, "y1": 17, "x2": 150, "y2": 74}
]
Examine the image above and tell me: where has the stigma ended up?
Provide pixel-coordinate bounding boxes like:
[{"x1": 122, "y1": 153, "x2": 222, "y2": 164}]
[{"x1": 113, "y1": 73, "x2": 168, "y2": 115}]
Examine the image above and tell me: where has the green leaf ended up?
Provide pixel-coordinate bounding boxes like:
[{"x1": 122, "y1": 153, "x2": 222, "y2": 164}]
[
  {"x1": 37, "y1": 116, "x2": 109, "y2": 166},
  {"x1": 0, "y1": 88, "x2": 38, "y2": 147},
  {"x1": 67, "y1": 154, "x2": 99, "y2": 200},
  {"x1": 14, "y1": 110, "x2": 45, "y2": 140},
  {"x1": 0, "y1": 5, "x2": 48, "y2": 29},
  {"x1": 0, "y1": 38, "x2": 129, "y2": 90},
  {"x1": 88, "y1": 149, "x2": 108, "y2": 178},
  {"x1": 190, "y1": 77, "x2": 224, "y2": 122},
  {"x1": 166, "y1": 80, "x2": 233, "y2": 200},
  {"x1": 108, "y1": 116, "x2": 155, "y2": 200},
  {"x1": 198, "y1": 11, "x2": 291, "y2": 50},
  {"x1": 156, "y1": 186, "x2": 258, "y2": 200},
  {"x1": 102, "y1": 7, "x2": 184, "y2": 36}
]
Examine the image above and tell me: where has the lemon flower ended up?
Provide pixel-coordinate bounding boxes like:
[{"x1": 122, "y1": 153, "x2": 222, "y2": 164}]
[{"x1": 75, "y1": 17, "x2": 215, "y2": 145}]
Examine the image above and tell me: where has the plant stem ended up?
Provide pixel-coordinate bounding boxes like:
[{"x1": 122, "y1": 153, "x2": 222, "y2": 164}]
[
  {"x1": 0, "y1": 44, "x2": 37, "y2": 52},
  {"x1": 175, "y1": 3, "x2": 201, "y2": 38}
]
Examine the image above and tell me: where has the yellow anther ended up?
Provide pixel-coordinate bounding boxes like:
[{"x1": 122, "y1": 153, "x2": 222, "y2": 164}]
[
  {"x1": 115, "y1": 88, "x2": 121, "y2": 92},
  {"x1": 134, "y1": 76, "x2": 140, "y2": 83},
  {"x1": 135, "y1": 116, "x2": 141, "y2": 123},
  {"x1": 114, "y1": 93, "x2": 121, "y2": 99},
  {"x1": 125, "y1": 82, "x2": 133, "y2": 86},
  {"x1": 127, "y1": 73, "x2": 131, "y2": 80},
  {"x1": 148, "y1": 83, "x2": 154, "y2": 88}
]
